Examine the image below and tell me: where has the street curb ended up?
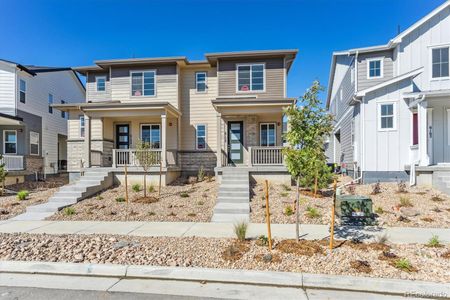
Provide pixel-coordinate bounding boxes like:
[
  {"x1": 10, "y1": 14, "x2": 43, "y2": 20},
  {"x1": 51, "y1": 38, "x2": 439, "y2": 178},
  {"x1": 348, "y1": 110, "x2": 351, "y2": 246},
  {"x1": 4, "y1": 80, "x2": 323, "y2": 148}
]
[{"x1": 0, "y1": 261, "x2": 448, "y2": 298}]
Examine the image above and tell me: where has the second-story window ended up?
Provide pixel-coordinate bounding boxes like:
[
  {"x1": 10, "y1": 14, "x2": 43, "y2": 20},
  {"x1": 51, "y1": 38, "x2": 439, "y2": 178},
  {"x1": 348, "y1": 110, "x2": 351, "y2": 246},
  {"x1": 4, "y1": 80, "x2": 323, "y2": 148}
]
[
  {"x1": 48, "y1": 94, "x2": 53, "y2": 114},
  {"x1": 96, "y1": 76, "x2": 106, "y2": 92},
  {"x1": 61, "y1": 100, "x2": 66, "y2": 118},
  {"x1": 131, "y1": 70, "x2": 155, "y2": 97},
  {"x1": 237, "y1": 64, "x2": 264, "y2": 92},
  {"x1": 432, "y1": 47, "x2": 449, "y2": 78},
  {"x1": 196, "y1": 72, "x2": 207, "y2": 92},
  {"x1": 368, "y1": 59, "x2": 383, "y2": 79},
  {"x1": 79, "y1": 116, "x2": 85, "y2": 138},
  {"x1": 19, "y1": 79, "x2": 26, "y2": 103}
]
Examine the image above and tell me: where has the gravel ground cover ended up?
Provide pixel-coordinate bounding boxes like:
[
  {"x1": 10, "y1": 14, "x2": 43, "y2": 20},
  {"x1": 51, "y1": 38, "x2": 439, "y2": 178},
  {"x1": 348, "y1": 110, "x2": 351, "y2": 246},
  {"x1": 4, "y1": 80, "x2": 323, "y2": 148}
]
[
  {"x1": 48, "y1": 177, "x2": 217, "y2": 222},
  {"x1": 250, "y1": 177, "x2": 450, "y2": 228},
  {"x1": 0, "y1": 175, "x2": 68, "y2": 220},
  {"x1": 0, "y1": 232, "x2": 448, "y2": 283}
]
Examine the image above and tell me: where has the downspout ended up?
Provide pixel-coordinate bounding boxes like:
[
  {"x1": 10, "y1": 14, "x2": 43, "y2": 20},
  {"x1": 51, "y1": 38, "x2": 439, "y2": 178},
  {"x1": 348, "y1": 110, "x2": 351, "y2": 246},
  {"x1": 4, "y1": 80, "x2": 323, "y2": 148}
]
[{"x1": 410, "y1": 94, "x2": 426, "y2": 186}]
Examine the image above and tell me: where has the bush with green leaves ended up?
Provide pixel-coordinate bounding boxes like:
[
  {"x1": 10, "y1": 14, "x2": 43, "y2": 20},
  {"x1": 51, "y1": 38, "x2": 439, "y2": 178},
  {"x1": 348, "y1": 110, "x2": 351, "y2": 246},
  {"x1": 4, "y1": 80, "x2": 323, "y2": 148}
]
[
  {"x1": 63, "y1": 207, "x2": 76, "y2": 216},
  {"x1": 180, "y1": 192, "x2": 189, "y2": 198},
  {"x1": 17, "y1": 190, "x2": 29, "y2": 201},
  {"x1": 234, "y1": 221, "x2": 248, "y2": 242},
  {"x1": 197, "y1": 166, "x2": 205, "y2": 182},
  {"x1": 399, "y1": 196, "x2": 413, "y2": 207},
  {"x1": 427, "y1": 235, "x2": 442, "y2": 248},
  {"x1": 132, "y1": 183, "x2": 141, "y2": 192},
  {"x1": 284, "y1": 206, "x2": 294, "y2": 216},
  {"x1": 306, "y1": 206, "x2": 320, "y2": 218},
  {"x1": 394, "y1": 258, "x2": 414, "y2": 272},
  {"x1": 115, "y1": 197, "x2": 125, "y2": 202},
  {"x1": 375, "y1": 206, "x2": 384, "y2": 214},
  {"x1": 148, "y1": 184, "x2": 155, "y2": 193}
]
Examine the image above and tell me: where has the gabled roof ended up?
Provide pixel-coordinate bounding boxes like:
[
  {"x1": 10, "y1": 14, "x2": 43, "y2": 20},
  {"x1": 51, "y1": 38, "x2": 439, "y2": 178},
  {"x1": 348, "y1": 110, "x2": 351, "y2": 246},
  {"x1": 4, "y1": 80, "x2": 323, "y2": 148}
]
[
  {"x1": 326, "y1": 0, "x2": 450, "y2": 108},
  {"x1": 0, "y1": 59, "x2": 36, "y2": 76}
]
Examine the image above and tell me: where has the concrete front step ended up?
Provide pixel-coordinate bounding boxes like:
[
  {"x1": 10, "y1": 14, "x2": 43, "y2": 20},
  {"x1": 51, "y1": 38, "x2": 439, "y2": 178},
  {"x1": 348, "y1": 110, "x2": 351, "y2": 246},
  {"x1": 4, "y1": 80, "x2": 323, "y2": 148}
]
[
  {"x1": 27, "y1": 201, "x2": 75, "y2": 212},
  {"x1": 214, "y1": 203, "x2": 249, "y2": 214},
  {"x1": 211, "y1": 213, "x2": 249, "y2": 223},
  {"x1": 11, "y1": 211, "x2": 55, "y2": 221},
  {"x1": 219, "y1": 184, "x2": 249, "y2": 190},
  {"x1": 217, "y1": 196, "x2": 249, "y2": 203},
  {"x1": 49, "y1": 196, "x2": 79, "y2": 203},
  {"x1": 218, "y1": 191, "x2": 249, "y2": 198}
]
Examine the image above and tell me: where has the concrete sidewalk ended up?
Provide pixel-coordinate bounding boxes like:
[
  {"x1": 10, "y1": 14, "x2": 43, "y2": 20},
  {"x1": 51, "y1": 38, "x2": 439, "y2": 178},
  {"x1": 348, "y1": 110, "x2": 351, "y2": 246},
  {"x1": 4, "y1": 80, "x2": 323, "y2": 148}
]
[{"x1": 0, "y1": 220, "x2": 448, "y2": 244}]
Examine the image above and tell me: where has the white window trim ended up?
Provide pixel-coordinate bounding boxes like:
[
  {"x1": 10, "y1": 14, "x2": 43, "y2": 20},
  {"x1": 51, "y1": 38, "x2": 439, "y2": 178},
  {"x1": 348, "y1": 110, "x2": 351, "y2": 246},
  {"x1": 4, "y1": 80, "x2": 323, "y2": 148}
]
[
  {"x1": 79, "y1": 116, "x2": 85, "y2": 138},
  {"x1": 48, "y1": 94, "x2": 53, "y2": 114},
  {"x1": 95, "y1": 76, "x2": 107, "y2": 92},
  {"x1": 367, "y1": 57, "x2": 384, "y2": 79},
  {"x1": 3, "y1": 130, "x2": 17, "y2": 155},
  {"x1": 447, "y1": 108, "x2": 450, "y2": 146},
  {"x1": 236, "y1": 63, "x2": 266, "y2": 93},
  {"x1": 259, "y1": 122, "x2": 277, "y2": 146},
  {"x1": 429, "y1": 45, "x2": 450, "y2": 81},
  {"x1": 130, "y1": 70, "x2": 157, "y2": 98},
  {"x1": 140, "y1": 123, "x2": 161, "y2": 149},
  {"x1": 377, "y1": 102, "x2": 397, "y2": 131},
  {"x1": 195, "y1": 72, "x2": 208, "y2": 93},
  {"x1": 19, "y1": 79, "x2": 26, "y2": 103},
  {"x1": 30, "y1": 131, "x2": 39, "y2": 156},
  {"x1": 195, "y1": 124, "x2": 207, "y2": 150}
]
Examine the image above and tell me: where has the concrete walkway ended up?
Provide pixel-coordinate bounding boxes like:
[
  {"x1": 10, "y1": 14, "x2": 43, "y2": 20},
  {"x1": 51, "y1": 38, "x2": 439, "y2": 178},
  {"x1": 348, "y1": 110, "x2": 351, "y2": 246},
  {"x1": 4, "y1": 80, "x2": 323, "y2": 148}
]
[{"x1": 0, "y1": 220, "x2": 448, "y2": 244}]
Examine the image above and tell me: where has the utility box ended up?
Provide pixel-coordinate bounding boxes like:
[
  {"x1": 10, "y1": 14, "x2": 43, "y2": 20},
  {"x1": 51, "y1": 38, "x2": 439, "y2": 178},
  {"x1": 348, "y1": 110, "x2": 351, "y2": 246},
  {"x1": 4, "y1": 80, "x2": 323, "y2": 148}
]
[{"x1": 335, "y1": 195, "x2": 373, "y2": 224}]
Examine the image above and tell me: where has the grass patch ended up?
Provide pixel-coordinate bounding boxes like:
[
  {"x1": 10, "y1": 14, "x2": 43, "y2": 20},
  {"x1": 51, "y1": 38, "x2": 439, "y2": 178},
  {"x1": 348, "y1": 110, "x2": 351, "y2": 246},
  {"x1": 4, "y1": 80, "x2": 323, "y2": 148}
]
[
  {"x1": 399, "y1": 196, "x2": 413, "y2": 207},
  {"x1": 426, "y1": 235, "x2": 443, "y2": 248},
  {"x1": 197, "y1": 200, "x2": 204, "y2": 206},
  {"x1": 96, "y1": 195, "x2": 103, "y2": 200},
  {"x1": 393, "y1": 258, "x2": 417, "y2": 272},
  {"x1": 180, "y1": 192, "x2": 189, "y2": 198},
  {"x1": 148, "y1": 211, "x2": 156, "y2": 216},
  {"x1": 148, "y1": 184, "x2": 156, "y2": 193},
  {"x1": 132, "y1": 184, "x2": 141, "y2": 192},
  {"x1": 63, "y1": 207, "x2": 76, "y2": 216},
  {"x1": 283, "y1": 205, "x2": 294, "y2": 216},
  {"x1": 305, "y1": 206, "x2": 320, "y2": 218},
  {"x1": 375, "y1": 206, "x2": 384, "y2": 214},
  {"x1": 115, "y1": 197, "x2": 125, "y2": 203},
  {"x1": 17, "y1": 190, "x2": 29, "y2": 201},
  {"x1": 431, "y1": 195, "x2": 445, "y2": 202},
  {"x1": 281, "y1": 184, "x2": 292, "y2": 191},
  {"x1": 280, "y1": 192, "x2": 289, "y2": 198},
  {"x1": 233, "y1": 221, "x2": 248, "y2": 242}
]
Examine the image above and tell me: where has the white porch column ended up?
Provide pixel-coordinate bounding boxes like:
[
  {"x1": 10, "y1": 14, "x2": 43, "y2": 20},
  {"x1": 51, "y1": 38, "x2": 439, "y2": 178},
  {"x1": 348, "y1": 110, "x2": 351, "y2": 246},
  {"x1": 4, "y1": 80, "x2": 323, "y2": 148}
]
[
  {"x1": 418, "y1": 101, "x2": 430, "y2": 166},
  {"x1": 216, "y1": 113, "x2": 222, "y2": 168},
  {"x1": 161, "y1": 112, "x2": 167, "y2": 168},
  {"x1": 83, "y1": 114, "x2": 91, "y2": 168}
]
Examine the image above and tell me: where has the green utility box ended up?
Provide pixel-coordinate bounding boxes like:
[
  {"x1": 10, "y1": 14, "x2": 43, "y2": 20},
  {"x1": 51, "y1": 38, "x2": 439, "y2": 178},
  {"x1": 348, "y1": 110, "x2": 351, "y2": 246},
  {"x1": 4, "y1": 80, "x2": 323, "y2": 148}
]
[{"x1": 335, "y1": 195, "x2": 374, "y2": 225}]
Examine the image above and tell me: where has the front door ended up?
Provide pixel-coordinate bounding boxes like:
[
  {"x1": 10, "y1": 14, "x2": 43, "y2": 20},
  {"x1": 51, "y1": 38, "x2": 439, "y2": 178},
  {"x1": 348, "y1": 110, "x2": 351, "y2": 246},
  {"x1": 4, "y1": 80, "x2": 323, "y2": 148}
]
[
  {"x1": 227, "y1": 121, "x2": 244, "y2": 165},
  {"x1": 116, "y1": 124, "x2": 130, "y2": 149}
]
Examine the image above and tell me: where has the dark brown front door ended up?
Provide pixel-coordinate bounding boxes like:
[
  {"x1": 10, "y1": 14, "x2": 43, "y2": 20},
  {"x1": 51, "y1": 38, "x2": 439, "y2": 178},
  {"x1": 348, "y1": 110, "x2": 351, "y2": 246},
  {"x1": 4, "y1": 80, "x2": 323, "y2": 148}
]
[{"x1": 116, "y1": 124, "x2": 130, "y2": 149}]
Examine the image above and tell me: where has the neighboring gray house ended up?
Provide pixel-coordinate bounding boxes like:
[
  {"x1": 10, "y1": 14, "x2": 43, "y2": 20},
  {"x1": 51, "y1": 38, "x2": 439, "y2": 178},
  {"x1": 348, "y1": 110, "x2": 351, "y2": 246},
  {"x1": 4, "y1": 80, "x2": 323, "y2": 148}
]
[
  {"x1": 0, "y1": 60, "x2": 85, "y2": 184},
  {"x1": 326, "y1": 1, "x2": 450, "y2": 191}
]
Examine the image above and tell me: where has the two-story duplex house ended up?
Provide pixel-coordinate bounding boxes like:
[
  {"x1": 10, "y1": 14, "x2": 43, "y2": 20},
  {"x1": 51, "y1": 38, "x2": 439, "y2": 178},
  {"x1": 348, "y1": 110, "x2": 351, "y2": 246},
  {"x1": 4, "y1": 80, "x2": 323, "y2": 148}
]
[
  {"x1": 0, "y1": 59, "x2": 85, "y2": 184},
  {"x1": 326, "y1": 1, "x2": 450, "y2": 192},
  {"x1": 54, "y1": 50, "x2": 297, "y2": 186}
]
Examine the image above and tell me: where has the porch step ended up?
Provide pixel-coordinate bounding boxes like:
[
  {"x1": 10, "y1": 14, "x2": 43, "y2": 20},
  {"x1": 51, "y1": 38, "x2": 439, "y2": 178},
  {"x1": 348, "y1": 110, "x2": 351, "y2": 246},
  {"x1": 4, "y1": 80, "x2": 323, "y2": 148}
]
[
  {"x1": 212, "y1": 168, "x2": 250, "y2": 223},
  {"x1": 11, "y1": 168, "x2": 114, "y2": 221}
]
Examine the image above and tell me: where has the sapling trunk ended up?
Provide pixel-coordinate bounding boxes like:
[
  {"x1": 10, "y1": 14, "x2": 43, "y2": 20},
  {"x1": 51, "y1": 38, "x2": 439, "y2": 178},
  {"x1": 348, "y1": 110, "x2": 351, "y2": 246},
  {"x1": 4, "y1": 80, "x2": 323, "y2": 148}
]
[
  {"x1": 296, "y1": 177, "x2": 300, "y2": 241},
  {"x1": 144, "y1": 171, "x2": 147, "y2": 198}
]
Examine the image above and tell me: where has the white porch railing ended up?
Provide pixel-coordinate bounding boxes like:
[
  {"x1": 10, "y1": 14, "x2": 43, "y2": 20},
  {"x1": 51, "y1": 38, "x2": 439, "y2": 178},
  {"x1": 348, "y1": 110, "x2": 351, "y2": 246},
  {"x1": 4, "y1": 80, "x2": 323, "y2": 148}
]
[
  {"x1": 113, "y1": 149, "x2": 162, "y2": 167},
  {"x1": 0, "y1": 155, "x2": 24, "y2": 171},
  {"x1": 249, "y1": 146, "x2": 284, "y2": 166}
]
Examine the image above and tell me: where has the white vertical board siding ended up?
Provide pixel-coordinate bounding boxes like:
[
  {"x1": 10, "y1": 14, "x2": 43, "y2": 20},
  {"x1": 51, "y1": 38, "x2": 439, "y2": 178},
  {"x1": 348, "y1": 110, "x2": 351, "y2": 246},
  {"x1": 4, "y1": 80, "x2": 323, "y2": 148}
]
[
  {"x1": 16, "y1": 70, "x2": 85, "y2": 174},
  {"x1": 363, "y1": 80, "x2": 413, "y2": 172},
  {"x1": 398, "y1": 6, "x2": 450, "y2": 91},
  {"x1": 0, "y1": 63, "x2": 16, "y2": 116}
]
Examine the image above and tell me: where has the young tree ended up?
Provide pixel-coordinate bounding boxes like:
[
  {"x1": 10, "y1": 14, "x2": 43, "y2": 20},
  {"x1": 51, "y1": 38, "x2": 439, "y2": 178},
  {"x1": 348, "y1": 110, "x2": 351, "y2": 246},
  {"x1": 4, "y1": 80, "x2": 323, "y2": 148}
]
[
  {"x1": 283, "y1": 80, "x2": 333, "y2": 241},
  {"x1": 135, "y1": 140, "x2": 159, "y2": 198},
  {"x1": 0, "y1": 154, "x2": 7, "y2": 196}
]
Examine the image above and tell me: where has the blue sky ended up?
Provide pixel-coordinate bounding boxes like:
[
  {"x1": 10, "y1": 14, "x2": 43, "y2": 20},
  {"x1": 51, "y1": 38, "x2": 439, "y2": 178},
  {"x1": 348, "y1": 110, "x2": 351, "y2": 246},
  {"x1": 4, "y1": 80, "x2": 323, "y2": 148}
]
[{"x1": 0, "y1": 0, "x2": 445, "y2": 102}]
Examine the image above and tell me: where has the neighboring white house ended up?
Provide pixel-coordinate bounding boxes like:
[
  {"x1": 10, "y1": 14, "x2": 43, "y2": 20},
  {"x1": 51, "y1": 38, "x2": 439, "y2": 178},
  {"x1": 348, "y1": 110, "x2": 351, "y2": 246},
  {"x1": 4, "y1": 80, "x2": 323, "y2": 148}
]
[
  {"x1": 0, "y1": 60, "x2": 85, "y2": 184},
  {"x1": 326, "y1": 1, "x2": 450, "y2": 191}
]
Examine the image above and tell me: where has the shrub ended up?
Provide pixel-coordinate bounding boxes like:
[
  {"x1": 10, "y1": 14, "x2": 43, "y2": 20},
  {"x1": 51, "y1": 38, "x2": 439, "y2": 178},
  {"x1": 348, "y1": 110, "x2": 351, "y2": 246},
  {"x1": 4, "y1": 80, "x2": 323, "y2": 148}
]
[
  {"x1": 17, "y1": 190, "x2": 29, "y2": 201},
  {"x1": 115, "y1": 197, "x2": 125, "y2": 203},
  {"x1": 197, "y1": 166, "x2": 205, "y2": 182},
  {"x1": 306, "y1": 206, "x2": 320, "y2": 218},
  {"x1": 180, "y1": 192, "x2": 189, "y2": 198},
  {"x1": 399, "y1": 196, "x2": 413, "y2": 207},
  {"x1": 281, "y1": 184, "x2": 292, "y2": 191},
  {"x1": 283, "y1": 205, "x2": 294, "y2": 216},
  {"x1": 397, "y1": 181, "x2": 407, "y2": 193},
  {"x1": 256, "y1": 235, "x2": 269, "y2": 246},
  {"x1": 280, "y1": 192, "x2": 289, "y2": 198},
  {"x1": 233, "y1": 221, "x2": 248, "y2": 242},
  {"x1": 427, "y1": 235, "x2": 442, "y2": 248},
  {"x1": 371, "y1": 181, "x2": 381, "y2": 195},
  {"x1": 132, "y1": 184, "x2": 141, "y2": 192},
  {"x1": 96, "y1": 195, "x2": 103, "y2": 200},
  {"x1": 63, "y1": 207, "x2": 75, "y2": 215},
  {"x1": 148, "y1": 211, "x2": 156, "y2": 216},
  {"x1": 394, "y1": 258, "x2": 414, "y2": 272},
  {"x1": 197, "y1": 200, "x2": 204, "y2": 206},
  {"x1": 148, "y1": 184, "x2": 155, "y2": 193},
  {"x1": 375, "y1": 206, "x2": 384, "y2": 214}
]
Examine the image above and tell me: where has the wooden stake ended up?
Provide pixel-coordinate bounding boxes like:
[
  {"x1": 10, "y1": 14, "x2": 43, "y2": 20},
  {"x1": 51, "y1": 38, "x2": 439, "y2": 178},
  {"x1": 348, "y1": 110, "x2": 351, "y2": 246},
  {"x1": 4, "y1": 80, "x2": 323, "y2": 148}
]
[
  {"x1": 264, "y1": 180, "x2": 272, "y2": 251},
  {"x1": 158, "y1": 160, "x2": 162, "y2": 199},
  {"x1": 295, "y1": 177, "x2": 300, "y2": 241},
  {"x1": 329, "y1": 178, "x2": 337, "y2": 251},
  {"x1": 314, "y1": 175, "x2": 318, "y2": 198},
  {"x1": 124, "y1": 163, "x2": 129, "y2": 203}
]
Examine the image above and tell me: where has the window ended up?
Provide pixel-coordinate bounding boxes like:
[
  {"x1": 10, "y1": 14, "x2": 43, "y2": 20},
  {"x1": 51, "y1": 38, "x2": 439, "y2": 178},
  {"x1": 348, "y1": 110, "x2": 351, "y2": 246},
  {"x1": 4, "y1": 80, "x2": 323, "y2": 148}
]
[
  {"x1": 379, "y1": 103, "x2": 395, "y2": 130},
  {"x1": 19, "y1": 79, "x2": 26, "y2": 103},
  {"x1": 412, "y1": 112, "x2": 418, "y2": 145},
  {"x1": 196, "y1": 124, "x2": 206, "y2": 150},
  {"x1": 260, "y1": 123, "x2": 276, "y2": 146},
  {"x1": 3, "y1": 130, "x2": 17, "y2": 154},
  {"x1": 367, "y1": 59, "x2": 383, "y2": 78},
  {"x1": 237, "y1": 64, "x2": 264, "y2": 92},
  {"x1": 60, "y1": 100, "x2": 67, "y2": 118},
  {"x1": 96, "y1": 76, "x2": 106, "y2": 92},
  {"x1": 30, "y1": 131, "x2": 39, "y2": 155},
  {"x1": 140, "y1": 124, "x2": 160, "y2": 149},
  {"x1": 79, "y1": 116, "x2": 85, "y2": 138},
  {"x1": 432, "y1": 47, "x2": 449, "y2": 78},
  {"x1": 48, "y1": 94, "x2": 53, "y2": 114},
  {"x1": 131, "y1": 71, "x2": 155, "y2": 96},
  {"x1": 196, "y1": 72, "x2": 207, "y2": 92}
]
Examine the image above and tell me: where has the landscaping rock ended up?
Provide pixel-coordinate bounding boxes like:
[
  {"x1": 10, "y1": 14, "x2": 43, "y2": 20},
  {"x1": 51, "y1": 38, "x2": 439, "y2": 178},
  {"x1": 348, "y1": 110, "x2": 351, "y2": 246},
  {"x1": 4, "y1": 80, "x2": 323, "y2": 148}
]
[{"x1": 400, "y1": 207, "x2": 420, "y2": 217}]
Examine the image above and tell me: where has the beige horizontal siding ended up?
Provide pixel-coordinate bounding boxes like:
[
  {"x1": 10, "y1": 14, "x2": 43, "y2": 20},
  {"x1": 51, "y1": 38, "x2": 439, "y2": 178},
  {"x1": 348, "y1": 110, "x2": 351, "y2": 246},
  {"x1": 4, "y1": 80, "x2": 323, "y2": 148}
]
[
  {"x1": 218, "y1": 57, "x2": 285, "y2": 99},
  {"x1": 180, "y1": 67, "x2": 218, "y2": 152},
  {"x1": 86, "y1": 72, "x2": 111, "y2": 102}
]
